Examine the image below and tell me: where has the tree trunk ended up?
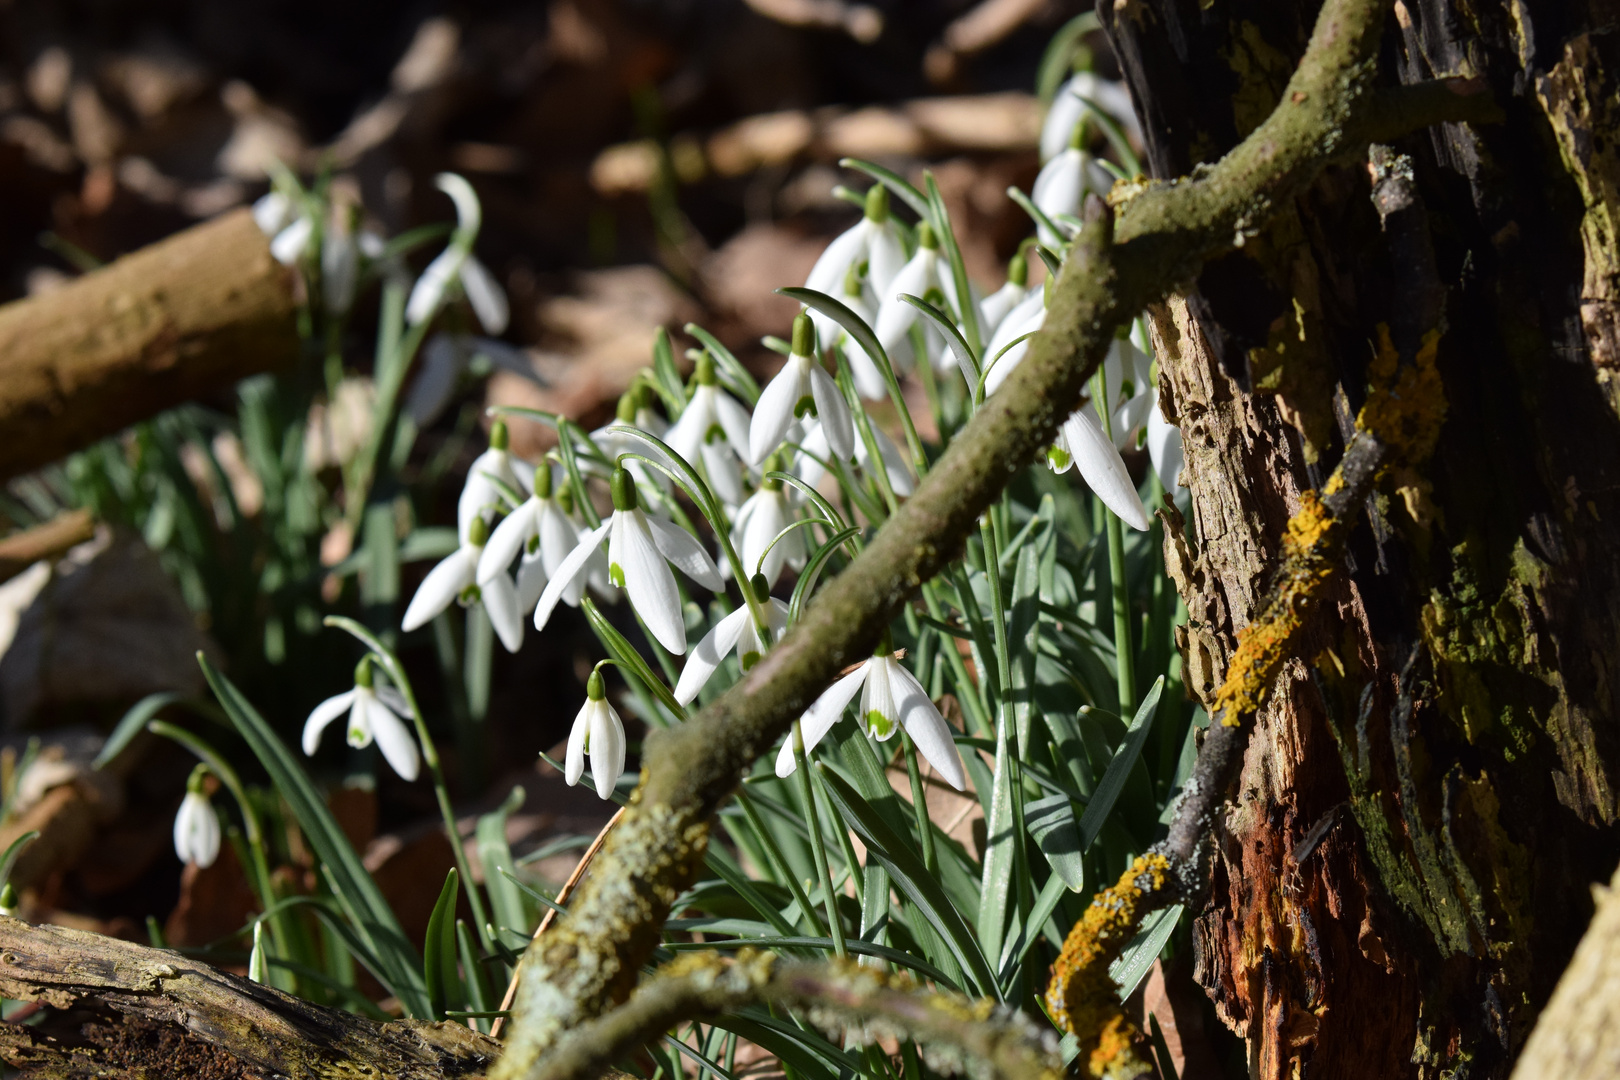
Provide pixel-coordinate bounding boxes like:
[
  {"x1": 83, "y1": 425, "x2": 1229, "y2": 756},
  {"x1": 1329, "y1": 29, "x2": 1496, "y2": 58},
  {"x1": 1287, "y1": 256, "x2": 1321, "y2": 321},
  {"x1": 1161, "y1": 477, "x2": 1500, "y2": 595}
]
[{"x1": 1104, "y1": 1, "x2": 1620, "y2": 1075}]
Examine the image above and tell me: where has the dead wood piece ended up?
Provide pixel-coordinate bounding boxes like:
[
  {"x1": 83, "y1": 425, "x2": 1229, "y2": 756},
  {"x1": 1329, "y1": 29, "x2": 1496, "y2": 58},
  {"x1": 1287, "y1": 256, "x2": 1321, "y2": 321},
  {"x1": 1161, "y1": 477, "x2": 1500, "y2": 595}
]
[
  {"x1": 1511, "y1": 864, "x2": 1620, "y2": 1079},
  {"x1": 0, "y1": 917, "x2": 498, "y2": 1080},
  {"x1": 0, "y1": 512, "x2": 95, "y2": 587},
  {"x1": 0, "y1": 208, "x2": 299, "y2": 482}
]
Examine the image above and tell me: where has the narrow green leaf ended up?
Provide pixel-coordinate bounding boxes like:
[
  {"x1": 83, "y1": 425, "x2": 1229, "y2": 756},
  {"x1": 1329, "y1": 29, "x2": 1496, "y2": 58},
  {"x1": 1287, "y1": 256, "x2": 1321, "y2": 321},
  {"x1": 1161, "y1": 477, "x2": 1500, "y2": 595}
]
[
  {"x1": 1077, "y1": 676, "x2": 1165, "y2": 853},
  {"x1": 424, "y1": 868, "x2": 461, "y2": 1019},
  {"x1": 836, "y1": 158, "x2": 931, "y2": 218},
  {"x1": 898, "y1": 293, "x2": 978, "y2": 381},
  {"x1": 663, "y1": 935, "x2": 958, "y2": 991},
  {"x1": 94, "y1": 692, "x2": 221, "y2": 770},
  {"x1": 818, "y1": 764, "x2": 1000, "y2": 999},
  {"x1": 0, "y1": 831, "x2": 38, "y2": 890},
  {"x1": 1025, "y1": 793, "x2": 1084, "y2": 890},
  {"x1": 976, "y1": 711, "x2": 1016, "y2": 968},
  {"x1": 683, "y1": 324, "x2": 760, "y2": 405},
  {"x1": 478, "y1": 786, "x2": 533, "y2": 943},
  {"x1": 1110, "y1": 902, "x2": 1184, "y2": 1000}
]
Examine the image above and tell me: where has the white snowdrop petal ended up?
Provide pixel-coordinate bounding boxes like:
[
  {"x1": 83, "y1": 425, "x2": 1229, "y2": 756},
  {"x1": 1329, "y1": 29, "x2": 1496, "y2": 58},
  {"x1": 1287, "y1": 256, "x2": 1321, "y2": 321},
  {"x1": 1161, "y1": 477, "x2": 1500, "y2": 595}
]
[
  {"x1": 845, "y1": 337, "x2": 889, "y2": 400},
  {"x1": 589, "y1": 702, "x2": 626, "y2": 800},
  {"x1": 323, "y1": 233, "x2": 359, "y2": 313},
  {"x1": 566, "y1": 704, "x2": 590, "y2": 786},
  {"x1": 808, "y1": 366, "x2": 854, "y2": 461},
  {"x1": 666, "y1": 392, "x2": 709, "y2": 464},
  {"x1": 700, "y1": 440, "x2": 745, "y2": 507},
  {"x1": 538, "y1": 503, "x2": 580, "y2": 577},
  {"x1": 865, "y1": 425, "x2": 915, "y2": 497},
  {"x1": 645, "y1": 515, "x2": 723, "y2": 592},
  {"x1": 891, "y1": 664, "x2": 965, "y2": 791},
  {"x1": 749, "y1": 359, "x2": 806, "y2": 465},
  {"x1": 1148, "y1": 401, "x2": 1184, "y2": 492},
  {"x1": 867, "y1": 222, "x2": 907, "y2": 294},
  {"x1": 371, "y1": 700, "x2": 422, "y2": 781},
  {"x1": 1064, "y1": 408, "x2": 1152, "y2": 531},
  {"x1": 516, "y1": 549, "x2": 548, "y2": 612},
  {"x1": 193, "y1": 800, "x2": 222, "y2": 868},
  {"x1": 805, "y1": 223, "x2": 871, "y2": 297},
  {"x1": 861, "y1": 658, "x2": 897, "y2": 739},
  {"x1": 740, "y1": 491, "x2": 788, "y2": 585},
  {"x1": 253, "y1": 191, "x2": 292, "y2": 235},
  {"x1": 875, "y1": 255, "x2": 932, "y2": 353},
  {"x1": 713, "y1": 392, "x2": 754, "y2": 459},
  {"x1": 405, "y1": 249, "x2": 463, "y2": 326},
  {"x1": 777, "y1": 664, "x2": 870, "y2": 778},
  {"x1": 303, "y1": 690, "x2": 358, "y2": 755},
  {"x1": 479, "y1": 499, "x2": 538, "y2": 584},
  {"x1": 483, "y1": 574, "x2": 525, "y2": 653},
  {"x1": 534, "y1": 522, "x2": 611, "y2": 630},
  {"x1": 1033, "y1": 151, "x2": 1084, "y2": 247},
  {"x1": 459, "y1": 254, "x2": 509, "y2": 335},
  {"x1": 437, "y1": 173, "x2": 483, "y2": 233},
  {"x1": 402, "y1": 548, "x2": 475, "y2": 632},
  {"x1": 404, "y1": 333, "x2": 467, "y2": 428},
  {"x1": 980, "y1": 281, "x2": 1027, "y2": 338},
  {"x1": 618, "y1": 511, "x2": 687, "y2": 653},
  {"x1": 270, "y1": 216, "x2": 314, "y2": 265},
  {"x1": 675, "y1": 607, "x2": 751, "y2": 705}
]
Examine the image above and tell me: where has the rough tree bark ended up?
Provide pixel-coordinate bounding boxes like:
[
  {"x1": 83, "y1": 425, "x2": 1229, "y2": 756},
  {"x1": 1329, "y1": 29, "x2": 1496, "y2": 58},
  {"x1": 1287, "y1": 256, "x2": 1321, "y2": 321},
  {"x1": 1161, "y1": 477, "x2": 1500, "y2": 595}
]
[
  {"x1": 0, "y1": 208, "x2": 300, "y2": 482},
  {"x1": 1101, "y1": 0, "x2": 1620, "y2": 1074}
]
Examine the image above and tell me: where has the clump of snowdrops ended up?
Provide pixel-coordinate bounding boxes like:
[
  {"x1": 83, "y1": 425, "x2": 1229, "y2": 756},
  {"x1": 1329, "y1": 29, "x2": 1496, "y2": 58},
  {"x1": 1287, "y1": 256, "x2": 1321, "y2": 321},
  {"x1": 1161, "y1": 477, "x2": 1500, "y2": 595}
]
[{"x1": 99, "y1": 32, "x2": 1200, "y2": 1079}]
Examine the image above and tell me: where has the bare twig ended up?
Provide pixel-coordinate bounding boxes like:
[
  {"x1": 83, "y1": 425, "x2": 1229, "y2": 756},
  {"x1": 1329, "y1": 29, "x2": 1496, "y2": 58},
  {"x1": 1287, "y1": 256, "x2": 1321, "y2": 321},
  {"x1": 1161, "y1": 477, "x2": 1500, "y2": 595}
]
[{"x1": 0, "y1": 509, "x2": 95, "y2": 585}]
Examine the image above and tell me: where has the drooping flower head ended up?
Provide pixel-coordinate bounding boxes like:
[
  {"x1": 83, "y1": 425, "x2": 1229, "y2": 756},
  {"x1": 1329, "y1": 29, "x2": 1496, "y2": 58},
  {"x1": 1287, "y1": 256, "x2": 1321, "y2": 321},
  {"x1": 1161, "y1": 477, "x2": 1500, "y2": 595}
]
[
  {"x1": 675, "y1": 574, "x2": 791, "y2": 705},
  {"x1": 667, "y1": 351, "x2": 752, "y2": 507},
  {"x1": 875, "y1": 221, "x2": 963, "y2": 375},
  {"x1": 749, "y1": 313, "x2": 854, "y2": 467},
  {"x1": 1046, "y1": 404, "x2": 1151, "y2": 531},
  {"x1": 478, "y1": 462, "x2": 584, "y2": 613},
  {"x1": 733, "y1": 454, "x2": 805, "y2": 587},
  {"x1": 405, "y1": 173, "x2": 508, "y2": 334},
  {"x1": 303, "y1": 656, "x2": 423, "y2": 781},
  {"x1": 777, "y1": 641, "x2": 965, "y2": 791},
  {"x1": 403, "y1": 515, "x2": 525, "y2": 652},
  {"x1": 173, "y1": 764, "x2": 221, "y2": 869},
  {"x1": 805, "y1": 185, "x2": 908, "y2": 350},
  {"x1": 979, "y1": 251, "x2": 1029, "y2": 339},
  {"x1": 534, "y1": 467, "x2": 722, "y2": 654},
  {"x1": 567, "y1": 667, "x2": 627, "y2": 800}
]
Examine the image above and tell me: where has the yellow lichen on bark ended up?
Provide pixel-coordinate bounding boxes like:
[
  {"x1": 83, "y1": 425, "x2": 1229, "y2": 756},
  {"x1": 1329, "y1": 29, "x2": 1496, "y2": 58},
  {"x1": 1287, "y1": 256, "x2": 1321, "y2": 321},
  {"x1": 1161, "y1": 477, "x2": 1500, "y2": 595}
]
[
  {"x1": 1211, "y1": 487, "x2": 1339, "y2": 723},
  {"x1": 1045, "y1": 854, "x2": 1171, "y2": 1078},
  {"x1": 1358, "y1": 324, "x2": 1447, "y2": 469}
]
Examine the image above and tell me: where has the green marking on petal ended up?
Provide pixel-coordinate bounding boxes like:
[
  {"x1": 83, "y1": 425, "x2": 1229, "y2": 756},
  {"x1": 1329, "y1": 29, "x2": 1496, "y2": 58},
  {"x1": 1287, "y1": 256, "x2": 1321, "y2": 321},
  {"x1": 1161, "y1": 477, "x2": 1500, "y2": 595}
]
[
  {"x1": 866, "y1": 710, "x2": 895, "y2": 739},
  {"x1": 459, "y1": 583, "x2": 483, "y2": 605},
  {"x1": 704, "y1": 422, "x2": 726, "y2": 445},
  {"x1": 1047, "y1": 446, "x2": 1072, "y2": 471},
  {"x1": 741, "y1": 650, "x2": 760, "y2": 671},
  {"x1": 526, "y1": 534, "x2": 540, "y2": 555},
  {"x1": 609, "y1": 562, "x2": 625, "y2": 588},
  {"x1": 793, "y1": 396, "x2": 817, "y2": 420}
]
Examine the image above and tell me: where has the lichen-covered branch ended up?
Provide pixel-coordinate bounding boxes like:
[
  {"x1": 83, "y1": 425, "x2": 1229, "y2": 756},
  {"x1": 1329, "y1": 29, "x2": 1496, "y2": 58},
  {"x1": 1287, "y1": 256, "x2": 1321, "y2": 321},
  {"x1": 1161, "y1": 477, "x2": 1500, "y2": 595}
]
[
  {"x1": 0, "y1": 916, "x2": 497, "y2": 1079},
  {"x1": 493, "y1": 0, "x2": 1492, "y2": 1073},
  {"x1": 534, "y1": 951, "x2": 1064, "y2": 1080}
]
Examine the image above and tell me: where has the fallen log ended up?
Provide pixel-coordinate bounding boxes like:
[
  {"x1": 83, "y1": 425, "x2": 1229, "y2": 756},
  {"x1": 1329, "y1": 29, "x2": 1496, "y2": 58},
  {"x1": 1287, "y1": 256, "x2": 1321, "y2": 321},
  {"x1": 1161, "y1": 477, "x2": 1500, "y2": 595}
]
[
  {"x1": 0, "y1": 916, "x2": 497, "y2": 1079},
  {"x1": 0, "y1": 209, "x2": 299, "y2": 482}
]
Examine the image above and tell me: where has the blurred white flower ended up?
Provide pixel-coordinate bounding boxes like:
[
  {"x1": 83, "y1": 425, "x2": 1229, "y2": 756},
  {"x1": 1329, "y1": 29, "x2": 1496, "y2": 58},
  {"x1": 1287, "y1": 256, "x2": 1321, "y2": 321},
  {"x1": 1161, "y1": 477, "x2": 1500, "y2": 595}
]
[
  {"x1": 733, "y1": 472, "x2": 804, "y2": 586},
  {"x1": 302, "y1": 658, "x2": 422, "y2": 781},
  {"x1": 979, "y1": 252, "x2": 1030, "y2": 340},
  {"x1": 666, "y1": 355, "x2": 752, "y2": 507},
  {"x1": 459, "y1": 420, "x2": 519, "y2": 544},
  {"x1": 1032, "y1": 137, "x2": 1115, "y2": 248},
  {"x1": 567, "y1": 668, "x2": 626, "y2": 800},
  {"x1": 982, "y1": 288, "x2": 1047, "y2": 397},
  {"x1": 776, "y1": 651, "x2": 964, "y2": 790},
  {"x1": 875, "y1": 221, "x2": 962, "y2": 374},
  {"x1": 173, "y1": 767, "x2": 220, "y2": 869},
  {"x1": 1147, "y1": 391, "x2": 1184, "y2": 492},
  {"x1": 405, "y1": 173, "x2": 508, "y2": 334},
  {"x1": 1041, "y1": 72, "x2": 1142, "y2": 163},
  {"x1": 478, "y1": 463, "x2": 584, "y2": 613}
]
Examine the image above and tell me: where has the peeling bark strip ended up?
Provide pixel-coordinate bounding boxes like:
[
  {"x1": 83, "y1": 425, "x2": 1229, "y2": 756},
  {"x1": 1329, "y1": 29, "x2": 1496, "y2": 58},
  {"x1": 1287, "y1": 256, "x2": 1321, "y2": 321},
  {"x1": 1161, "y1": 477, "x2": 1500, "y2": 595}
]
[
  {"x1": 0, "y1": 208, "x2": 299, "y2": 482},
  {"x1": 492, "y1": 0, "x2": 1493, "y2": 1074},
  {"x1": 1108, "y1": 0, "x2": 1620, "y2": 1076},
  {"x1": 0, "y1": 916, "x2": 498, "y2": 1079}
]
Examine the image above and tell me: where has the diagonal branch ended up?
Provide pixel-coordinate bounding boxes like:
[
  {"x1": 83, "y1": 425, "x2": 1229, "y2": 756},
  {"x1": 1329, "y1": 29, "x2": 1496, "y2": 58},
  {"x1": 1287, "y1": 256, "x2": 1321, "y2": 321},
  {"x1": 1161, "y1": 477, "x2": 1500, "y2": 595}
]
[{"x1": 492, "y1": 0, "x2": 1494, "y2": 1075}]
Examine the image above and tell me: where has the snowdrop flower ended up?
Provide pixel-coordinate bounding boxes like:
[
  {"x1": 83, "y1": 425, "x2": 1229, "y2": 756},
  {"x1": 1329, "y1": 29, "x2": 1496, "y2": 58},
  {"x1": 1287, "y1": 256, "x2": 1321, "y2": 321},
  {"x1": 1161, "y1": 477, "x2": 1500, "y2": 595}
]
[
  {"x1": 405, "y1": 173, "x2": 509, "y2": 334},
  {"x1": 979, "y1": 252, "x2": 1029, "y2": 339},
  {"x1": 1041, "y1": 71, "x2": 1142, "y2": 163},
  {"x1": 776, "y1": 647, "x2": 965, "y2": 790},
  {"x1": 253, "y1": 190, "x2": 293, "y2": 235},
  {"x1": 478, "y1": 463, "x2": 583, "y2": 612},
  {"x1": 173, "y1": 766, "x2": 221, "y2": 869},
  {"x1": 402, "y1": 516, "x2": 525, "y2": 652},
  {"x1": 534, "y1": 468, "x2": 723, "y2": 654},
  {"x1": 675, "y1": 576, "x2": 790, "y2": 704},
  {"x1": 805, "y1": 185, "x2": 908, "y2": 350},
  {"x1": 406, "y1": 334, "x2": 539, "y2": 429},
  {"x1": 982, "y1": 287, "x2": 1047, "y2": 397},
  {"x1": 303, "y1": 657, "x2": 422, "y2": 781},
  {"x1": 875, "y1": 222, "x2": 962, "y2": 374},
  {"x1": 459, "y1": 420, "x2": 520, "y2": 544},
  {"x1": 667, "y1": 353, "x2": 752, "y2": 507},
  {"x1": 750, "y1": 314, "x2": 854, "y2": 466},
  {"x1": 1147, "y1": 392, "x2": 1184, "y2": 491},
  {"x1": 567, "y1": 668, "x2": 627, "y2": 800},
  {"x1": 1094, "y1": 337, "x2": 1155, "y2": 450},
  {"x1": 732, "y1": 464, "x2": 804, "y2": 586},
  {"x1": 253, "y1": 190, "x2": 316, "y2": 265},
  {"x1": 1047, "y1": 406, "x2": 1152, "y2": 531},
  {"x1": 1033, "y1": 125, "x2": 1117, "y2": 248},
  {"x1": 322, "y1": 205, "x2": 361, "y2": 314}
]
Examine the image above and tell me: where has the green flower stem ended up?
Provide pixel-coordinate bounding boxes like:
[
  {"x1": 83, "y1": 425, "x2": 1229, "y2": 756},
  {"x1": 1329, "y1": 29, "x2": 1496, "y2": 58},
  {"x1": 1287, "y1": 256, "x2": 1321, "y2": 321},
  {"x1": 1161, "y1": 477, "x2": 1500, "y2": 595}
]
[
  {"x1": 815, "y1": 766, "x2": 865, "y2": 898},
  {"x1": 792, "y1": 720, "x2": 847, "y2": 959},
  {"x1": 1093, "y1": 369, "x2": 1136, "y2": 720},
  {"x1": 900, "y1": 733, "x2": 937, "y2": 877},
  {"x1": 976, "y1": 516, "x2": 1032, "y2": 917},
  {"x1": 735, "y1": 791, "x2": 826, "y2": 938}
]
